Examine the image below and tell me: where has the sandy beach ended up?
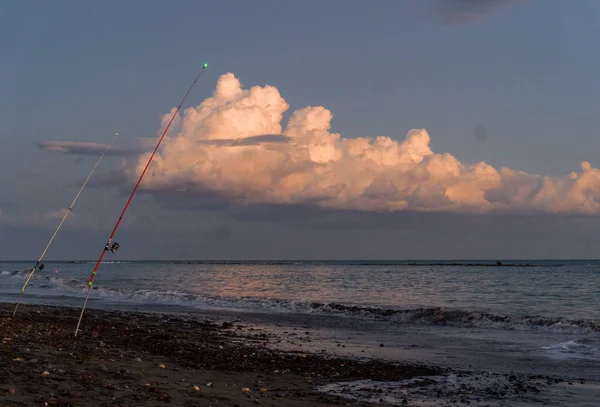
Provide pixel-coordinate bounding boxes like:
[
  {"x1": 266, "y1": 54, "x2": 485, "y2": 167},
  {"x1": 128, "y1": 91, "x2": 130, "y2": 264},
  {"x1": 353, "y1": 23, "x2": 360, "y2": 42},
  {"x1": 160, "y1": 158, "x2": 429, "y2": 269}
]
[{"x1": 0, "y1": 303, "x2": 439, "y2": 407}]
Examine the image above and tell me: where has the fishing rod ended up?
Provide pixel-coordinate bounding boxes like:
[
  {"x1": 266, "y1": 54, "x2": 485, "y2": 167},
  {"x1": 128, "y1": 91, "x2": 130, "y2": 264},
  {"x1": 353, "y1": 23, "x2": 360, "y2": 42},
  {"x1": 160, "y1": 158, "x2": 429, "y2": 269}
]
[
  {"x1": 74, "y1": 63, "x2": 208, "y2": 337},
  {"x1": 13, "y1": 132, "x2": 119, "y2": 317}
]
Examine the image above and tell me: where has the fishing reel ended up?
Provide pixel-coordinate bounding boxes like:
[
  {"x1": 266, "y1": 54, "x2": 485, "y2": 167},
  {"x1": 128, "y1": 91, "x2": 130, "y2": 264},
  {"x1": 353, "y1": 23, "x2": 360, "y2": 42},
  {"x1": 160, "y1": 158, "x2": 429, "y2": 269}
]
[
  {"x1": 104, "y1": 240, "x2": 120, "y2": 253},
  {"x1": 36, "y1": 263, "x2": 45, "y2": 271}
]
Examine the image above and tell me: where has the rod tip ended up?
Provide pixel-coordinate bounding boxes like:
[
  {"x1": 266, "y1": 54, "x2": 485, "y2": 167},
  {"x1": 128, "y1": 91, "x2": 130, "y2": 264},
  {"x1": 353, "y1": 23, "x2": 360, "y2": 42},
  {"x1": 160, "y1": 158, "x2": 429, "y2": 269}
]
[{"x1": 203, "y1": 63, "x2": 208, "y2": 68}]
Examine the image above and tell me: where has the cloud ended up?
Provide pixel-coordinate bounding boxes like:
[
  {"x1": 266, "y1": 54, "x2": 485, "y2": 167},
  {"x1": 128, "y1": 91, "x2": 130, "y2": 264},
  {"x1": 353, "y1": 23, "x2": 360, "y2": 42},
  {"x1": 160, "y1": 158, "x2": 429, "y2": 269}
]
[
  {"x1": 433, "y1": 0, "x2": 518, "y2": 25},
  {"x1": 36, "y1": 140, "x2": 143, "y2": 156},
  {"x1": 99, "y1": 72, "x2": 600, "y2": 216},
  {"x1": 52, "y1": 134, "x2": 292, "y2": 190},
  {"x1": 198, "y1": 134, "x2": 292, "y2": 147},
  {"x1": 83, "y1": 159, "x2": 132, "y2": 189}
]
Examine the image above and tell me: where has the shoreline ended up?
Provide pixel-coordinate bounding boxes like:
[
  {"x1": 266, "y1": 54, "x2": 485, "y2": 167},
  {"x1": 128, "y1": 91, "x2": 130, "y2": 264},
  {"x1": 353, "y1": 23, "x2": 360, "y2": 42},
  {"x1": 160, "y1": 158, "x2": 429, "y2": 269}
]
[
  {"x1": 1, "y1": 302, "x2": 439, "y2": 406},
  {"x1": 2, "y1": 303, "x2": 598, "y2": 406}
]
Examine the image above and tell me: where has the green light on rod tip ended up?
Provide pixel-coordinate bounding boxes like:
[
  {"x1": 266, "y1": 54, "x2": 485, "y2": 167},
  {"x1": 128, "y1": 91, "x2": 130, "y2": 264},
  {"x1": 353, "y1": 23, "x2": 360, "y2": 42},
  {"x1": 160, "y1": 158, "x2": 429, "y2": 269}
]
[{"x1": 203, "y1": 63, "x2": 208, "y2": 68}]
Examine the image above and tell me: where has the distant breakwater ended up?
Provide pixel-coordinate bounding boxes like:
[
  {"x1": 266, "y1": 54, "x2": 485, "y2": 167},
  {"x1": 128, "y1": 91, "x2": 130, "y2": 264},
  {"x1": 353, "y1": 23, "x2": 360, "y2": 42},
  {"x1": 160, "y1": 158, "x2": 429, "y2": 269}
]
[{"x1": 405, "y1": 262, "x2": 539, "y2": 267}]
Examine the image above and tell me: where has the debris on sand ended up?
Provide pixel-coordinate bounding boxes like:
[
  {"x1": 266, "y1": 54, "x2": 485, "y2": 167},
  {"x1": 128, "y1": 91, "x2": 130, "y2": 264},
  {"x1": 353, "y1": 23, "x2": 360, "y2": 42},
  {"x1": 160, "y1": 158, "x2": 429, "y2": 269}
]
[{"x1": 0, "y1": 303, "x2": 439, "y2": 407}]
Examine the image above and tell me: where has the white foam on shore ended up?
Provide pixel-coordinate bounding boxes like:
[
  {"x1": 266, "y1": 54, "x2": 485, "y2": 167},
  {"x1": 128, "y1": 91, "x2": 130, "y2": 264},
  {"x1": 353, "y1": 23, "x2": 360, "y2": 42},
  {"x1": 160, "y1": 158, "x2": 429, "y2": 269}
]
[
  {"x1": 318, "y1": 373, "x2": 600, "y2": 407},
  {"x1": 541, "y1": 338, "x2": 600, "y2": 361}
]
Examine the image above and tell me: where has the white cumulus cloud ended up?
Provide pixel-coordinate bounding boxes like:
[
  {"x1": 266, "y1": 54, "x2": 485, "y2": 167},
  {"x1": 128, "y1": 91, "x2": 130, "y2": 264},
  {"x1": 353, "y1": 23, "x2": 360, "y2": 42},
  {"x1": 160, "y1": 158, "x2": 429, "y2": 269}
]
[{"x1": 130, "y1": 73, "x2": 600, "y2": 215}]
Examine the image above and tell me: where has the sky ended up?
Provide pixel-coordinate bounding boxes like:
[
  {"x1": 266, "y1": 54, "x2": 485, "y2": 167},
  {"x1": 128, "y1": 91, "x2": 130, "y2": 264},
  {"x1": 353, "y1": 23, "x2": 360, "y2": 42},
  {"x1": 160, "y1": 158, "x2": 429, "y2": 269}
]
[{"x1": 2, "y1": 0, "x2": 600, "y2": 260}]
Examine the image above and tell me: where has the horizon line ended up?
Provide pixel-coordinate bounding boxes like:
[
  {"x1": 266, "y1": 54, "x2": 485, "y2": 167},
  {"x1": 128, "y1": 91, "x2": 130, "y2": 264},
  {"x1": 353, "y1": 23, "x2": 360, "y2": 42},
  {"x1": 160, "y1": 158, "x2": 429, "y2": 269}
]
[{"x1": 1, "y1": 259, "x2": 599, "y2": 262}]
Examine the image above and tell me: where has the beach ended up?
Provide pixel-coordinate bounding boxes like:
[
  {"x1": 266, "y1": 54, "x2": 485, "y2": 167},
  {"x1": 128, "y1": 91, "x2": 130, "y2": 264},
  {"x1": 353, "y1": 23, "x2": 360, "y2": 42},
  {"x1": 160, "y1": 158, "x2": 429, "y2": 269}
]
[
  {"x1": 3, "y1": 303, "x2": 600, "y2": 407},
  {"x1": 3, "y1": 261, "x2": 600, "y2": 406},
  {"x1": 1, "y1": 303, "x2": 439, "y2": 407}
]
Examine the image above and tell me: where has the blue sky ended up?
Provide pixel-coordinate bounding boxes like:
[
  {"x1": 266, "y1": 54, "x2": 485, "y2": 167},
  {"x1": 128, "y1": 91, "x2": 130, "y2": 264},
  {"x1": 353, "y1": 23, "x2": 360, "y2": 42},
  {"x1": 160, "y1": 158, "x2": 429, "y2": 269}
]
[{"x1": 2, "y1": 0, "x2": 600, "y2": 260}]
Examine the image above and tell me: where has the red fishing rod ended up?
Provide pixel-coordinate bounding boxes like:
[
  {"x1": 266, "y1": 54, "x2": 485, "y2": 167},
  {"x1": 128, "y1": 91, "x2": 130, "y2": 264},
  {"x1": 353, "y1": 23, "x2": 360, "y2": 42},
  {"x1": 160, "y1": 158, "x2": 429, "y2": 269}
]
[{"x1": 74, "y1": 63, "x2": 208, "y2": 337}]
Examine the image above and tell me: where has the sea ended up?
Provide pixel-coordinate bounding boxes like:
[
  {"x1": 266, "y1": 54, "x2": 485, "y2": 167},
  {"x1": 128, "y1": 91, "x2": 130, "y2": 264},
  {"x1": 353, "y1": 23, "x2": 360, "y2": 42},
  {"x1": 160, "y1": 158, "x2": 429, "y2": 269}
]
[{"x1": 2, "y1": 259, "x2": 600, "y2": 404}]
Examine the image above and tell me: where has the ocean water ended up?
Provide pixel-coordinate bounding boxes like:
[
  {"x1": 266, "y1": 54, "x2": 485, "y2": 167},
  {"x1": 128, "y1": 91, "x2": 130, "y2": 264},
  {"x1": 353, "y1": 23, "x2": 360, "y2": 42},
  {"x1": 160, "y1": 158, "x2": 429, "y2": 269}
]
[{"x1": 2, "y1": 260, "x2": 600, "y2": 384}]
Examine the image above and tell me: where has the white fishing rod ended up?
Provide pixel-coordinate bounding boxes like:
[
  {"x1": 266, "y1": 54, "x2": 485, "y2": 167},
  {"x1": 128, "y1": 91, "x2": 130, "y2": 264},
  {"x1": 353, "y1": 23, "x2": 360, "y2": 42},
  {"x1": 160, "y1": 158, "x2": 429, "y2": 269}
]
[{"x1": 12, "y1": 132, "x2": 119, "y2": 317}]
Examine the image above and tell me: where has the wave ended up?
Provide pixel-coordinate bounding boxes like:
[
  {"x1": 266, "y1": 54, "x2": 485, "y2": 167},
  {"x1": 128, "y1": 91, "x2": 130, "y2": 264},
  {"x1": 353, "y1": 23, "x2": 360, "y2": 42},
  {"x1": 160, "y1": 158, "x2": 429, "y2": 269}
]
[
  {"x1": 10, "y1": 276, "x2": 599, "y2": 334},
  {"x1": 0, "y1": 269, "x2": 28, "y2": 277},
  {"x1": 55, "y1": 261, "x2": 134, "y2": 264},
  {"x1": 541, "y1": 338, "x2": 600, "y2": 360},
  {"x1": 308, "y1": 303, "x2": 600, "y2": 333}
]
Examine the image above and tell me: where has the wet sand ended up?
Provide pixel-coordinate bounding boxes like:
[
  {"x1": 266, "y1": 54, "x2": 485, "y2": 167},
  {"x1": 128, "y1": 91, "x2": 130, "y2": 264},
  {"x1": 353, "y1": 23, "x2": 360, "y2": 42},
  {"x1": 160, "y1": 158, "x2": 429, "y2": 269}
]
[{"x1": 0, "y1": 303, "x2": 439, "y2": 407}]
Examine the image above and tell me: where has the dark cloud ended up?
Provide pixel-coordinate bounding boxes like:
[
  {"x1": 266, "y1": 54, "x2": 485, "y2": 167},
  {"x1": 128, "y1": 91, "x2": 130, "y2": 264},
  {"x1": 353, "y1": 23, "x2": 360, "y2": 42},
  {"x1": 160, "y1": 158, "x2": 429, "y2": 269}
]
[
  {"x1": 433, "y1": 0, "x2": 518, "y2": 25},
  {"x1": 196, "y1": 134, "x2": 292, "y2": 147},
  {"x1": 36, "y1": 141, "x2": 143, "y2": 156},
  {"x1": 187, "y1": 198, "x2": 589, "y2": 235},
  {"x1": 145, "y1": 189, "x2": 352, "y2": 219},
  {"x1": 84, "y1": 168, "x2": 131, "y2": 189},
  {"x1": 229, "y1": 203, "x2": 331, "y2": 225},
  {"x1": 2, "y1": 201, "x2": 600, "y2": 260},
  {"x1": 139, "y1": 187, "x2": 233, "y2": 212},
  {"x1": 220, "y1": 207, "x2": 600, "y2": 260},
  {"x1": 125, "y1": 184, "x2": 600, "y2": 239},
  {"x1": 38, "y1": 135, "x2": 291, "y2": 158}
]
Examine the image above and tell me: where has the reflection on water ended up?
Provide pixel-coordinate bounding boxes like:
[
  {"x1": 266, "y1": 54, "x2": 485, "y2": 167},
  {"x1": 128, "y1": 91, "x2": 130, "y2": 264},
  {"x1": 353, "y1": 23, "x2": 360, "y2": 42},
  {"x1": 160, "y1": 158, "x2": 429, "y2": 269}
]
[{"x1": 1, "y1": 260, "x2": 599, "y2": 321}]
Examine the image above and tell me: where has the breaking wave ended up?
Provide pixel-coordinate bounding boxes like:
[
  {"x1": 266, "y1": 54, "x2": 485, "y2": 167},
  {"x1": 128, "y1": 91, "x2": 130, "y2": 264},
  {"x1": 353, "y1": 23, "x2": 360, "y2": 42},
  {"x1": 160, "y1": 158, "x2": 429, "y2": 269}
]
[
  {"x1": 10, "y1": 275, "x2": 598, "y2": 334},
  {"x1": 0, "y1": 269, "x2": 28, "y2": 277},
  {"x1": 541, "y1": 338, "x2": 600, "y2": 360}
]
